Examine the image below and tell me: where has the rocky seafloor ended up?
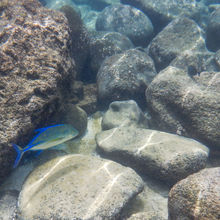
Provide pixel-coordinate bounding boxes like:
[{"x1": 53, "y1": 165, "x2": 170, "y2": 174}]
[{"x1": 0, "y1": 0, "x2": 220, "y2": 219}]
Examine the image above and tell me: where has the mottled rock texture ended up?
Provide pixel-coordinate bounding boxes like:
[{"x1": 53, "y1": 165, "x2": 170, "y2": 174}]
[
  {"x1": 18, "y1": 154, "x2": 144, "y2": 220},
  {"x1": 96, "y1": 4, "x2": 153, "y2": 47},
  {"x1": 89, "y1": 31, "x2": 133, "y2": 76},
  {"x1": 96, "y1": 127, "x2": 209, "y2": 184},
  {"x1": 0, "y1": 190, "x2": 18, "y2": 220},
  {"x1": 146, "y1": 66, "x2": 220, "y2": 151},
  {"x1": 0, "y1": 0, "x2": 75, "y2": 183},
  {"x1": 168, "y1": 167, "x2": 220, "y2": 220},
  {"x1": 148, "y1": 17, "x2": 206, "y2": 71},
  {"x1": 97, "y1": 48, "x2": 156, "y2": 107},
  {"x1": 102, "y1": 100, "x2": 148, "y2": 130},
  {"x1": 121, "y1": 0, "x2": 204, "y2": 33}
]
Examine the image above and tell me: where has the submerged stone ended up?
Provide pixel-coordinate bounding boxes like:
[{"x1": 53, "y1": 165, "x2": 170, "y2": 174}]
[
  {"x1": 168, "y1": 167, "x2": 220, "y2": 220},
  {"x1": 96, "y1": 127, "x2": 209, "y2": 184},
  {"x1": 18, "y1": 154, "x2": 143, "y2": 220}
]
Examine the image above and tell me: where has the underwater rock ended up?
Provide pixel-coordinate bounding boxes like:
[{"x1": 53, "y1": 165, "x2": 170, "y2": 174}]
[
  {"x1": 59, "y1": 5, "x2": 90, "y2": 79},
  {"x1": 96, "y1": 127, "x2": 209, "y2": 185},
  {"x1": 121, "y1": 0, "x2": 205, "y2": 33},
  {"x1": 102, "y1": 100, "x2": 148, "y2": 130},
  {"x1": 89, "y1": 31, "x2": 134, "y2": 76},
  {"x1": 170, "y1": 50, "x2": 220, "y2": 75},
  {"x1": 124, "y1": 177, "x2": 169, "y2": 220},
  {"x1": 146, "y1": 66, "x2": 220, "y2": 151},
  {"x1": 148, "y1": 17, "x2": 206, "y2": 72},
  {"x1": 127, "y1": 212, "x2": 167, "y2": 220},
  {"x1": 168, "y1": 167, "x2": 220, "y2": 220},
  {"x1": 97, "y1": 48, "x2": 156, "y2": 108},
  {"x1": 0, "y1": 190, "x2": 19, "y2": 220},
  {"x1": 96, "y1": 4, "x2": 153, "y2": 47},
  {"x1": 77, "y1": 83, "x2": 97, "y2": 114},
  {"x1": 17, "y1": 154, "x2": 144, "y2": 220},
  {"x1": 206, "y1": 8, "x2": 220, "y2": 52},
  {"x1": 0, "y1": 0, "x2": 75, "y2": 183}
]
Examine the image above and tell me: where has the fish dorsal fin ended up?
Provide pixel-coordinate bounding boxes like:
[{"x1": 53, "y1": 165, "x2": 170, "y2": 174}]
[{"x1": 34, "y1": 124, "x2": 65, "y2": 133}]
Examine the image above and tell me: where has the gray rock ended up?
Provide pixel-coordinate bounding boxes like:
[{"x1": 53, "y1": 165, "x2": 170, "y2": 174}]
[
  {"x1": 168, "y1": 167, "x2": 220, "y2": 220},
  {"x1": 146, "y1": 66, "x2": 220, "y2": 151},
  {"x1": 128, "y1": 212, "x2": 167, "y2": 220},
  {"x1": 124, "y1": 177, "x2": 169, "y2": 220},
  {"x1": 215, "y1": 49, "x2": 220, "y2": 69},
  {"x1": 206, "y1": 7, "x2": 220, "y2": 52},
  {"x1": 148, "y1": 17, "x2": 206, "y2": 71},
  {"x1": 0, "y1": 190, "x2": 19, "y2": 220},
  {"x1": 170, "y1": 50, "x2": 220, "y2": 75},
  {"x1": 121, "y1": 0, "x2": 205, "y2": 33},
  {"x1": 97, "y1": 49, "x2": 157, "y2": 107},
  {"x1": 96, "y1": 127, "x2": 209, "y2": 184},
  {"x1": 96, "y1": 4, "x2": 153, "y2": 47},
  {"x1": 102, "y1": 100, "x2": 148, "y2": 130},
  {"x1": 18, "y1": 154, "x2": 144, "y2": 220},
  {"x1": 89, "y1": 31, "x2": 134, "y2": 75},
  {"x1": 0, "y1": 0, "x2": 75, "y2": 184}
]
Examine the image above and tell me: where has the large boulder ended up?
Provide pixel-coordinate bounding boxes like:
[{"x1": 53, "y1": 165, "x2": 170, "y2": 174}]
[
  {"x1": 96, "y1": 127, "x2": 209, "y2": 184},
  {"x1": 97, "y1": 48, "x2": 157, "y2": 107},
  {"x1": 148, "y1": 17, "x2": 206, "y2": 71},
  {"x1": 168, "y1": 167, "x2": 220, "y2": 220},
  {"x1": 102, "y1": 100, "x2": 149, "y2": 130},
  {"x1": 0, "y1": 0, "x2": 75, "y2": 183},
  {"x1": 96, "y1": 4, "x2": 153, "y2": 47},
  {"x1": 89, "y1": 31, "x2": 133, "y2": 77},
  {"x1": 120, "y1": 0, "x2": 205, "y2": 33},
  {"x1": 17, "y1": 154, "x2": 144, "y2": 220},
  {"x1": 146, "y1": 66, "x2": 220, "y2": 151}
]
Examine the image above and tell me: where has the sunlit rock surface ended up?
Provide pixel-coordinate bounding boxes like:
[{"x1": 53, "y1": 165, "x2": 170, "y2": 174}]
[
  {"x1": 0, "y1": 190, "x2": 18, "y2": 220},
  {"x1": 102, "y1": 100, "x2": 149, "y2": 130},
  {"x1": 148, "y1": 17, "x2": 206, "y2": 71},
  {"x1": 146, "y1": 66, "x2": 220, "y2": 151},
  {"x1": 96, "y1": 4, "x2": 153, "y2": 47},
  {"x1": 168, "y1": 167, "x2": 220, "y2": 220},
  {"x1": 97, "y1": 48, "x2": 156, "y2": 107},
  {"x1": 18, "y1": 154, "x2": 144, "y2": 220},
  {"x1": 96, "y1": 127, "x2": 209, "y2": 184}
]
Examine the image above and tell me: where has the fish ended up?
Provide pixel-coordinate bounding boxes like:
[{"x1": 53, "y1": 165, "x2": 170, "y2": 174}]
[{"x1": 12, "y1": 124, "x2": 79, "y2": 168}]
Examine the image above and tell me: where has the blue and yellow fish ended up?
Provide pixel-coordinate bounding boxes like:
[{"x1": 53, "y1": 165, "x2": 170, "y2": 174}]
[{"x1": 12, "y1": 124, "x2": 79, "y2": 168}]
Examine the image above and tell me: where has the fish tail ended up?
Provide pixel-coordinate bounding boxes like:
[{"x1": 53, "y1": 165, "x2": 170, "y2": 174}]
[{"x1": 12, "y1": 144, "x2": 24, "y2": 168}]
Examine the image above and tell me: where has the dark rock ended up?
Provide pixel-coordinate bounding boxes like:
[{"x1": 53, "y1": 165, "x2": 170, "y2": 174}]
[
  {"x1": 168, "y1": 167, "x2": 220, "y2": 220},
  {"x1": 0, "y1": 0, "x2": 75, "y2": 183},
  {"x1": 96, "y1": 127, "x2": 209, "y2": 185},
  {"x1": 60, "y1": 5, "x2": 90, "y2": 79},
  {"x1": 89, "y1": 31, "x2": 134, "y2": 76},
  {"x1": 170, "y1": 50, "x2": 220, "y2": 75},
  {"x1": 120, "y1": 0, "x2": 205, "y2": 33},
  {"x1": 206, "y1": 8, "x2": 220, "y2": 52},
  {"x1": 148, "y1": 17, "x2": 206, "y2": 71},
  {"x1": 77, "y1": 83, "x2": 97, "y2": 114},
  {"x1": 0, "y1": 190, "x2": 19, "y2": 220},
  {"x1": 96, "y1": 4, "x2": 153, "y2": 47},
  {"x1": 146, "y1": 66, "x2": 220, "y2": 151},
  {"x1": 203, "y1": 0, "x2": 220, "y2": 5},
  {"x1": 97, "y1": 49, "x2": 157, "y2": 108},
  {"x1": 102, "y1": 100, "x2": 148, "y2": 130},
  {"x1": 17, "y1": 154, "x2": 144, "y2": 220}
]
